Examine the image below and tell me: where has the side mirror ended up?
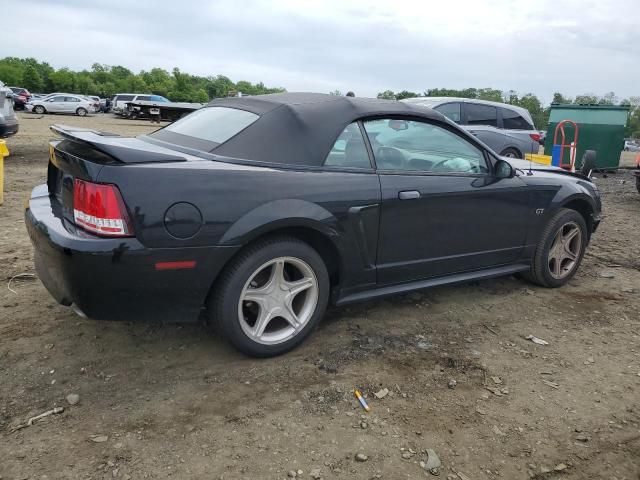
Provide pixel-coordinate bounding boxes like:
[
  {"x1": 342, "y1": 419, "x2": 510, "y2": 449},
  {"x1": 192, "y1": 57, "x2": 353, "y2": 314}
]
[
  {"x1": 495, "y1": 159, "x2": 515, "y2": 178},
  {"x1": 580, "y1": 150, "x2": 596, "y2": 178}
]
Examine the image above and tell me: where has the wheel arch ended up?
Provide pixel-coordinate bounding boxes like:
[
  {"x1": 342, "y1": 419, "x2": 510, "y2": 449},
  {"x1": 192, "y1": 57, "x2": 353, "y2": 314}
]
[
  {"x1": 558, "y1": 195, "x2": 596, "y2": 237},
  {"x1": 205, "y1": 200, "x2": 345, "y2": 311}
]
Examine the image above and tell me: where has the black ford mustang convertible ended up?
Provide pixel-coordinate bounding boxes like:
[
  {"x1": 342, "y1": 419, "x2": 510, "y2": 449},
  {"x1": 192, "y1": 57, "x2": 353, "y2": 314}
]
[{"x1": 26, "y1": 93, "x2": 601, "y2": 356}]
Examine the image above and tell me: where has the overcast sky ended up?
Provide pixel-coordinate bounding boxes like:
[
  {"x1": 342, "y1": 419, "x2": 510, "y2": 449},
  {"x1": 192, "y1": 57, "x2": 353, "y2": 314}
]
[{"x1": 3, "y1": 0, "x2": 639, "y2": 102}]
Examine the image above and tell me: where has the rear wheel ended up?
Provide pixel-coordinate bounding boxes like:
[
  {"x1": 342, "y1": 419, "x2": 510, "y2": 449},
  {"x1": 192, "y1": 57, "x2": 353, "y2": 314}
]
[
  {"x1": 76, "y1": 107, "x2": 88, "y2": 117},
  {"x1": 523, "y1": 208, "x2": 588, "y2": 287},
  {"x1": 500, "y1": 147, "x2": 522, "y2": 159},
  {"x1": 34, "y1": 105, "x2": 46, "y2": 114},
  {"x1": 210, "y1": 236, "x2": 329, "y2": 357}
]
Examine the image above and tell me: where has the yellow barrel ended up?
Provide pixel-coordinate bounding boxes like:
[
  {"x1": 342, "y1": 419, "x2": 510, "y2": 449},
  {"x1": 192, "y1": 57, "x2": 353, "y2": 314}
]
[{"x1": 0, "y1": 139, "x2": 9, "y2": 205}]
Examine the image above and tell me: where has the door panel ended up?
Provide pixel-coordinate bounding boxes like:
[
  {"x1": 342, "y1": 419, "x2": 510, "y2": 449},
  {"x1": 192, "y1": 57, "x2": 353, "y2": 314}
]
[
  {"x1": 362, "y1": 117, "x2": 532, "y2": 285},
  {"x1": 377, "y1": 173, "x2": 531, "y2": 284}
]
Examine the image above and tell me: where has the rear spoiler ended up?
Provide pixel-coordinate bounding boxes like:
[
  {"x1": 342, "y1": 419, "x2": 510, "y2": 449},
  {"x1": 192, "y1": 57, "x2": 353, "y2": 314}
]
[{"x1": 50, "y1": 124, "x2": 188, "y2": 164}]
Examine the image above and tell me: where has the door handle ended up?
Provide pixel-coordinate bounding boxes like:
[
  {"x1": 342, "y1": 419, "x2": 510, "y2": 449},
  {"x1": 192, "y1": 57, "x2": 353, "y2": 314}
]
[{"x1": 398, "y1": 190, "x2": 420, "y2": 200}]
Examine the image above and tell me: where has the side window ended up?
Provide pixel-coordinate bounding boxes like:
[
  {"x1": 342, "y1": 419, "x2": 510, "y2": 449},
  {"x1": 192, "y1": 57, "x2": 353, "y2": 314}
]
[
  {"x1": 136, "y1": 95, "x2": 151, "y2": 101},
  {"x1": 65, "y1": 96, "x2": 80, "y2": 102},
  {"x1": 434, "y1": 102, "x2": 461, "y2": 123},
  {"x1": 363, "y1": 119, "x2": 487, "y2": 174},
  {"x1": 323, "y1": 122, "x2": 371, "y2": 169},
  {"x1": 118, "y1": 95, "x2": 134, "y2": 102},
  {"x1": 466, "y1": 103, "x2": 498, "y2": 127},
  {"x1": 501, "y1": 107, "x2": 534, "y2": 130},
  {"x1": 49, "y1": 96, "x2": 65, "y2": 102}
]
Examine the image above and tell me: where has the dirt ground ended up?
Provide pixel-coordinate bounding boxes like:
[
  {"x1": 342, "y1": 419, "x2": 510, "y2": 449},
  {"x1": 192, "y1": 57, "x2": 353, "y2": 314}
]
[{"x1": 1, "y1": 112, "x2": 639, "y2": 480}]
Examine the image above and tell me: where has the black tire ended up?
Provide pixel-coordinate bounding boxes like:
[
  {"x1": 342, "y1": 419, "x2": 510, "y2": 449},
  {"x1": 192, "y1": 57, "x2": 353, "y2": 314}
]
[
  {"x1": 636, "y1": 174, "x2": 640, "y2": 195},
  {"x1": 76, "y1": 107, "x2": 88, "y2": 117},
  {"x1": 209, "y1": 236, "x2": 330, "y2": 357},
  {"x1": 523, "y1": 208, "x2": 588, "y2": 288},
  {"x1": 500, "y1": 147, "x2": 522, "y2": 159},
  {"x1": 34, "y1": 105, "x2": 46, "y2": 114}
]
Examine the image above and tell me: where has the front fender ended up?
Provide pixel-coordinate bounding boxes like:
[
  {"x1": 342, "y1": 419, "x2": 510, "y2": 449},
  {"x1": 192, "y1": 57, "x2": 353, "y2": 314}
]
[{"x1": 219, "y1": 199, "x2": 339, "y2": 245}]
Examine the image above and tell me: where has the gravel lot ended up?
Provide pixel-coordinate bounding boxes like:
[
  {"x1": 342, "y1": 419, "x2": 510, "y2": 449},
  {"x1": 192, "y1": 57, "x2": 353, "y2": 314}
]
[{"x1": 1, "y1": 112, "x2": 640, "y2": 480}]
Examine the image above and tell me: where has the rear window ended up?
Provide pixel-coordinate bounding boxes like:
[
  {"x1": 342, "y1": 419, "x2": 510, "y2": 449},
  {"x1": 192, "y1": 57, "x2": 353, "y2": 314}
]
[
  {"x1": 466, "y1": 103, "x2": 498, "y2": 127},
  {"x1": 149, "y1": 95, "x2": 169, "y2": 102},
  {"x1": 136, "y1": 95, "x2": 151, "y2": 101},
  {"x1": 151, "y1": 106, "x2": 259, "y2": 150},
  {"x1": 501, "y1": 107, "x2": 534, "y2": 130}
]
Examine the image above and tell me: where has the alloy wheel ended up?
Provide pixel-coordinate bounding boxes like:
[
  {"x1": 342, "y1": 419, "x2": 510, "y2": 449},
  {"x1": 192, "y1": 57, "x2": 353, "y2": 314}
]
[
  {"x1": 547, "y1": 221, "x2": 582, "y2": 279},
  {"x1": 238, "y1": 256, "x2": 318, "y2": 345}
]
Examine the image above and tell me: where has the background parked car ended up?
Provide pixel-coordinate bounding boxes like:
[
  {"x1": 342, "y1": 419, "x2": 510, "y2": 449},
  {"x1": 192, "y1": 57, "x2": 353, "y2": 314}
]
[
  {"x1": 0, "y1": 81, "x2": 19, "y2": 137},
  {"x1": 8, "y1": 86, "x2": 31, "y2": 110},
  {"x1": 26, "y1": 94, "x2": 97, "y2": 116},
  {"x1": 111, "y1": 93, "x2": 169, "y2": 114},
  {"x1": 624, "y1": 139, "x2": 640, "y2": 152},
  {"x1": 403, "y1": 97, "x2": 540, "y2": 158}
]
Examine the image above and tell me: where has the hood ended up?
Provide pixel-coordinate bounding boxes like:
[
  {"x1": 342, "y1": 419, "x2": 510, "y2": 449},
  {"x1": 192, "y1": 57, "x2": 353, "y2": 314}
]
[{"x1": 504, "y1": 156, "x2": 592, "y2": 181}]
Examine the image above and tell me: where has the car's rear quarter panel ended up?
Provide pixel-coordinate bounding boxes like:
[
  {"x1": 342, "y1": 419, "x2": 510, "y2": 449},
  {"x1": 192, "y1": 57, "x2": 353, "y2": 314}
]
[{"x1": 96, "y1": 160, "x2": 382, "y2": 292}]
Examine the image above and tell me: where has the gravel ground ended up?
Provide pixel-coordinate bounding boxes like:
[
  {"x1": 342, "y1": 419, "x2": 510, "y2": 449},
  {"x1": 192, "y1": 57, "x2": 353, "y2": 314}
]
[{"x1": 1, "y1": 113, "x2": 639, "y2": 480}]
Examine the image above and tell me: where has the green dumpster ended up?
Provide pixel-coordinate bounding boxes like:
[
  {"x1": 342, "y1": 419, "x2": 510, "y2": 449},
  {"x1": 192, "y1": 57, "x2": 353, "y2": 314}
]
[{"x1": 543, "y1": 104, "x2": 630, "y2": 169}]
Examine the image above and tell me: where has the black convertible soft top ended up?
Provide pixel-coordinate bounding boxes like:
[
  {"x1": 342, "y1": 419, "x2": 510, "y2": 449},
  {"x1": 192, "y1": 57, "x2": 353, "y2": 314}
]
[{"x1": 205, "y1": 92, "x2": 445, "y2": 167}]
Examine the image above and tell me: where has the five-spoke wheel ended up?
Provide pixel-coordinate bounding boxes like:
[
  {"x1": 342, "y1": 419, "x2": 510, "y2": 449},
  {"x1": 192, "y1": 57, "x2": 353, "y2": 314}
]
[
  {"x1": 239, "y1": 257, "x2": 318, "y2": 345},
  {"x1": 524, "y1": 208, "x2": 587, "y2": 287},
  {"x1": 210, "y1": 236, "x2": 329, "y2": 357}
]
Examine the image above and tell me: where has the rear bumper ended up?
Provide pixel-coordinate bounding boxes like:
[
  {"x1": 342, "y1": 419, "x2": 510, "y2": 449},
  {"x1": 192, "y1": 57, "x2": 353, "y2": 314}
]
[
  {"x1": 0, "y1": 121, "x2": 19, "y2": 138},
  {"x1": 25, "y1": 185, "x2": 239, "y2": 322}
]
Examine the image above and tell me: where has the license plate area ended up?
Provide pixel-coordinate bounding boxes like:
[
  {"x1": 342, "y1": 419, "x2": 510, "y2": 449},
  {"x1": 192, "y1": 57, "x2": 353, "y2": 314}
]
[{"x1": 149, "y1": 108, "x2": 160, "y2": 115}]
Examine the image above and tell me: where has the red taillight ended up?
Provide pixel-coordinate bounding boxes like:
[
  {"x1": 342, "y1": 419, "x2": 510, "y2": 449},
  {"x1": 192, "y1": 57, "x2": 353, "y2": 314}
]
[
  {"x1": 73, "y1": 179, "x2": 133, "y2": 237},
  {"x1": 530, "y1": 133, "x2": 541, "y2": 142}
]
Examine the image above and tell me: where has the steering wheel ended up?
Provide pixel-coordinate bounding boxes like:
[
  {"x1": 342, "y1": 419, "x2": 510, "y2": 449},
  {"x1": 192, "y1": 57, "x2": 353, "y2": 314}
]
[{"x1": 376, "y1": 146, "x2": 405, "y2": 169}]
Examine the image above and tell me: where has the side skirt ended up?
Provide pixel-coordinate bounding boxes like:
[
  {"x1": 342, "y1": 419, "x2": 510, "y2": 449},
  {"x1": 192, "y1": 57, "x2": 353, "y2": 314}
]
[{"x1": 335, "y1": 264, "x2": 530, "y2": 306}]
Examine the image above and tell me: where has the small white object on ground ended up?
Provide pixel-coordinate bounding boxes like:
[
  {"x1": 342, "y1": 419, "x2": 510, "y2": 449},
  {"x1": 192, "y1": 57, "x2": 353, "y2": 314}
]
[
  {"x1": 526, "y1": 335, "x2": 549, "y2": 345},
  {"x1": 10, "y1": 406, "x2": 65, "y2": 432},
  {"x1": 374, "y1": 388, "x2": 389, "y2": 399}
]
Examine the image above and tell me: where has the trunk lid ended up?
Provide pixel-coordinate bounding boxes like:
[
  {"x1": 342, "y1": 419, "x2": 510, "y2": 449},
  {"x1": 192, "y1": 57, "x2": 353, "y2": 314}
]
[{"x1": 47, "y1": 124, "x2": 190, "y2": 229}]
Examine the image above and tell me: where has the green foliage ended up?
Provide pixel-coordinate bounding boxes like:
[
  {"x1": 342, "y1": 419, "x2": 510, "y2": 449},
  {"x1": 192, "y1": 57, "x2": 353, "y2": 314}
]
[
  {"x1": 0, "y1": 57, "x2": 285, "y2": 102},
  {"x1": 21, "y1": 64, "x2": 43, "y2": 92},
  {"x1": 395, "y1": 90, "x2": 421, "y2": 100},
  {"x1": 376, "y1": 90, "x2": 396, "y2": 100}
]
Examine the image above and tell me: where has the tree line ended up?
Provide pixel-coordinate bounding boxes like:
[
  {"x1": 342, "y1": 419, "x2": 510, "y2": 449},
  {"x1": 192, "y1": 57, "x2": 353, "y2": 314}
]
[
  {"x1": 0, "y1": 57, "x2": 285, "y2": 103},
  {"x1": 1, "y1": 57, "x2": 638, "y2": 136}
]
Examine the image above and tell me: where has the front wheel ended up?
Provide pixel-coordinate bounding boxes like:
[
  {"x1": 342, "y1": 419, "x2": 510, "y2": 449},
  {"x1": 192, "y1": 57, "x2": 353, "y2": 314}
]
[
  {"x1": 210, "y1": 236, "x2": 329, "y2": 357},
  {"x1": 34, "y1": 105, "x2": 46, "y2": 114},
  {"x1": 523, "y1": 208, "x2": 588, "y2": 288},
  {"x1": 76, "y1": 107, "x2": 88, "y2": 117}
]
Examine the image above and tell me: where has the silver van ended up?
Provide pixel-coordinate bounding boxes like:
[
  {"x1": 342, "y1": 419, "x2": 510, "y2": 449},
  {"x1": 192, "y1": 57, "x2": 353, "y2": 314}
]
[{"x1": 403, "y1": 97, "x2": 540, "y2": 158}]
